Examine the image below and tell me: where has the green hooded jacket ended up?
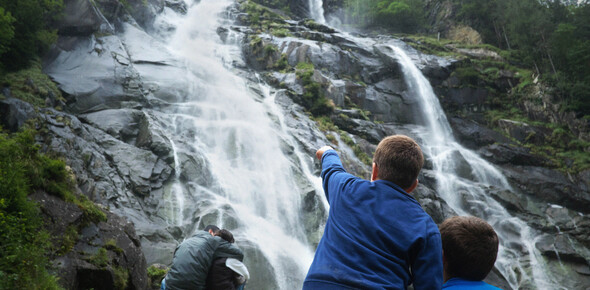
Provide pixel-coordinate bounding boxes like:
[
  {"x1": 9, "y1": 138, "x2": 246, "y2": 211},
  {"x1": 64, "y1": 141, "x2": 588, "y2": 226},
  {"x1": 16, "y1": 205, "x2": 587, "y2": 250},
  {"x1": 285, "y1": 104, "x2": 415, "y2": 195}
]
[{"x1": 165, "y1": 231, "x2": 244, "y2": 290}]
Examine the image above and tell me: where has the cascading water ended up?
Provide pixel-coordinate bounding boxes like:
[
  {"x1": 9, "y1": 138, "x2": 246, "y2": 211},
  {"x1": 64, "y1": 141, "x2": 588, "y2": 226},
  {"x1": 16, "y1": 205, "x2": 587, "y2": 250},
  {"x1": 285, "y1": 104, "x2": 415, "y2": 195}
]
[
  {"x1": 150, "y1": 0, "x2": 322, "y2": 288},
  {"x1": 309, "y1": 0, "x2": 326, "y2": 24},
  {"x1": 387, "y1": 45, "x2": 562, "y2": 289}
]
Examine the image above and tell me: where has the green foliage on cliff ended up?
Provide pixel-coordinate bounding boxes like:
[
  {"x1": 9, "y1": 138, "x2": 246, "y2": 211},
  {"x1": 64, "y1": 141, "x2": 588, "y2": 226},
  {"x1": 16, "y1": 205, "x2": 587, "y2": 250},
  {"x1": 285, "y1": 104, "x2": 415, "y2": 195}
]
[
  {"x1": 485, "y1": 109, "x2": 590, "y2": 173},
  {"x1": 453, "y1": 0, "x2": 590, "y2": 117},
  {"x1": 295, "y1": 62, "x2": 334, "y2": 116},
  {"x1": 342, "y1": 0, "x2": 426, "y2": 33},
  {"x1": 147, "y1": 265, "x2": 168, "y2": 288},
  {"x1": 0, "y1": 128, "x2": 62, "y2": 289},
  {"x1": 0, "y1": 0, "x2": 63, "y2": 70},
  {"x1": 250, "y1": 0, "x2": 289, "y2": 10},
  {"x1": 241, "y1": 0, "x2": 290, "y2": 34},
  {"x1": 0, "y1": 60, "x2": 64, "y2": 108}
]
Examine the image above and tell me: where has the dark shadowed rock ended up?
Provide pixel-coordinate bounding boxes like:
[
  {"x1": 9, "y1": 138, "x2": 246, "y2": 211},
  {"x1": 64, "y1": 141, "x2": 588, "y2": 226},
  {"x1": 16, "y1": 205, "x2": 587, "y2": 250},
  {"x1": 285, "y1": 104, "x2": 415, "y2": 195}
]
[
  {"x1": 165, "y1": 0, "x2": 188, "y2": 14},
  {"x1": 58, "y1": 0, "x2": 114, "y2": 36},
  {"x1": 503, "y1": 165, "x2": 590, "y2": 214},
  {"x1": 497, "y1": 119, "x2": 552, "y2": 145},
  {"x1": 0, "y1": 98, "x2": 36, "y2": 132},
  {"x1": 536, "y1": 234, "x2": 589, "y2": 265},
  {"x1": 414, "y1": 184, "x2": 456, "y2": 224},
  {"x1": 488, "y1": 188, "x2": 529, "y2": 214},
  {"x1": 31, "y1": 191, "x2": 147, "y2": 290},
  {"x1": 480, "y1": 143, "x2": 547, "y2": 166},
  {"x1": 449, "y1": 117, "x2": 512, "y2": 149}
]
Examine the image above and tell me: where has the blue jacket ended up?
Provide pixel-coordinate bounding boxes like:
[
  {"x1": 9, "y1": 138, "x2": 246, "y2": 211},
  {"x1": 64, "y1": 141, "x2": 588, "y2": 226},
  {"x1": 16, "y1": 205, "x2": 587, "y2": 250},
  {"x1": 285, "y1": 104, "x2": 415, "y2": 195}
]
[
  {"x1": 303, "y1": 150, "x2": 443, "y2": 289},
  {"x1": 443, "y1": 278, "x2": 503, "y2": 289}
]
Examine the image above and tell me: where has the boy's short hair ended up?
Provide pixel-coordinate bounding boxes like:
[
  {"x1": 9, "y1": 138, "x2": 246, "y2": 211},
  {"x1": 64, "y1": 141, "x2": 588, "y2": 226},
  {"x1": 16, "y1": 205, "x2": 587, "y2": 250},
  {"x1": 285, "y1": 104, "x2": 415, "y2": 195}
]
[
  {"x1": 216, "y1": 229, "x2": 235, "y2": 243},
  {"x1": 440, "y1": 216, "x2": 499, "y2": 281},
  {"x1": 373, "y1": 135, "x2": 424, "y2": 189}
]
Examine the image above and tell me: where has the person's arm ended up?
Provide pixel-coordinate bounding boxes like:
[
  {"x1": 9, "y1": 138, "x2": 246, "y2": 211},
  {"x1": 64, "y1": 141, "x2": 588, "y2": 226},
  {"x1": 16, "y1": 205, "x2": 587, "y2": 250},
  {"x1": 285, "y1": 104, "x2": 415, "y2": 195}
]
[
  {"x1": 316, "y1": 146, "x2": 357, "y2": 204},
  {"x1": 411, "y1": 232, "x2": 443, "y2": 290}
]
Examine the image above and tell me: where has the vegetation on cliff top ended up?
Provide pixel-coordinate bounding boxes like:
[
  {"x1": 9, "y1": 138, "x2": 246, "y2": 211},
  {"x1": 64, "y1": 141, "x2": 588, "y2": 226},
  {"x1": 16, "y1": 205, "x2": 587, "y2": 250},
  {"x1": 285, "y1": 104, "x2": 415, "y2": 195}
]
[
  {"x1": 342, "y1": 0, "x2": 590, "y2": 118},
  {"x1": 0, "y1": 0, "x2": 63, "y2": 71}
]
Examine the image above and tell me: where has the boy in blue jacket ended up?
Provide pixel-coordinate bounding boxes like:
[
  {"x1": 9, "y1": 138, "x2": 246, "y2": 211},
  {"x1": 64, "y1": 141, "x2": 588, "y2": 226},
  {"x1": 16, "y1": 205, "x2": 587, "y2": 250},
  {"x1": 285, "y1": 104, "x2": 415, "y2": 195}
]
[
  {"x1": 304, "y1": 135, "x2": 443, "y2": 289},
  {"x1": 440, "y1": 216, "x2": 502, "y2": 290}
]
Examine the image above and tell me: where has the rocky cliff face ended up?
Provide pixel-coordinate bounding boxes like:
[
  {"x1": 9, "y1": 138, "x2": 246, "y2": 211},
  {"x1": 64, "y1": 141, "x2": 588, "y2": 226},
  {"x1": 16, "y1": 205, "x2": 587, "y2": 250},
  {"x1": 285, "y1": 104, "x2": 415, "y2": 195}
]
[{"x1": 1, "y1": 0, "x2": 589, "y2": 289}]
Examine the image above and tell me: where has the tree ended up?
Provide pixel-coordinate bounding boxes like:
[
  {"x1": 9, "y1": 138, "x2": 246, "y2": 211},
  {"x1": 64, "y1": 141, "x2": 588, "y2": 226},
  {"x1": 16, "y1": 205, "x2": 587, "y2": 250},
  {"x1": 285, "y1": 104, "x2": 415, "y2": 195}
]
[
  {"x1": 0, "y1": 0, "x2": 63, "y2": 70},
  {"x1": 343, "y1": 0, "x2": 426, "y2": 33},
  {"x1": 0, "y1": 7, "x2": 14, "y2": 57}
]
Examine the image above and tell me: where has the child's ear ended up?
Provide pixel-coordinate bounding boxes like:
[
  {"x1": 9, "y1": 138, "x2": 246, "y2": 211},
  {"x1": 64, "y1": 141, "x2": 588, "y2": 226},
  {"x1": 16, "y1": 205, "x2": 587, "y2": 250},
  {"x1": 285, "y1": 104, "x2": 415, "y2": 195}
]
[
  {"x1": 405, "y1": 179, "x2": 419, "y2": 193},
  {"x1": 370, "y1": 163, "x2": 379, "y2": 181}
]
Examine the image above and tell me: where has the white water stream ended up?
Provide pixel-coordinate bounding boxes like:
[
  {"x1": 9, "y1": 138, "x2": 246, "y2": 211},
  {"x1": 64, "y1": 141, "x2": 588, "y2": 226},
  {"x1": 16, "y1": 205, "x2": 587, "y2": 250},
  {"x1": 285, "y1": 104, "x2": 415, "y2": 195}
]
[
  {"x1": 387, "y1": 45, "x2": 560, "y2": 289},
  {"x1": 151, "y1": 0, "x2": 322, "y2": 288},
  {"x1": 309, "y1": 0, "x2": 326, "y2": 24}
]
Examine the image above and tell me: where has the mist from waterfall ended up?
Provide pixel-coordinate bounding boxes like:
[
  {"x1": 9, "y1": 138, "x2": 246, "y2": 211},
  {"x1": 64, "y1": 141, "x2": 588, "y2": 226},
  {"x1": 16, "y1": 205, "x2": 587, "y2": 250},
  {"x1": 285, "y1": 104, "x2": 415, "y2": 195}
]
[
  {"x1": 387, "y1": 45, "x2": 561, "y2": 289},
  {"x1": 309, "y1": 0, "x2": 326, "y2": 24},
  {"x1": 152, "y1": 0, "x2": 320, "y2": 288}
]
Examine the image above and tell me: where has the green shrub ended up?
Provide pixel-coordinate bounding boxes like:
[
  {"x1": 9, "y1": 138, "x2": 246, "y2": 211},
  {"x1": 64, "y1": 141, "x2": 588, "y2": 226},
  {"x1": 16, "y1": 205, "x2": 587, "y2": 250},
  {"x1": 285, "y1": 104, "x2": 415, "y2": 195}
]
[
  {"x1": 453, "y1": 66, "x2": 480, "y2": 86},
  {"x1": 88, "y1": 248, "x2": 109, "y2": 268},
  {"x1": 0, "y1": 61, "x2": 64, "y2": 107},
  {"x1": 105, "y1": 239, "x2": 123, "y2": 255},
  {"x1": 295, "y1": 62, "x2": 334, "y2": 116},
  {"x1": 77, "y1": 194, "x2": 107, "y2": 224},
  {"x1": 339, "y1": 131, "x2": 372, "y2": 166},
  {"x1": 58, "y1": 225, "x2": 79, "y2": 255},
  {"x1": 271, "y1": 27, "x2": 291, "y2": 37},
  {"x1": 313, "y1": 116, "x2": 339, "y2": 132},
  {"x1": 0, "y1": 128, "x2": 62, "y2": 289},
  {"x1": 147, "y1": 265, "x2": 168, "y2": 281},
  {"x1": 113, "y1": 266, "x2": 129, "y2": 290}
]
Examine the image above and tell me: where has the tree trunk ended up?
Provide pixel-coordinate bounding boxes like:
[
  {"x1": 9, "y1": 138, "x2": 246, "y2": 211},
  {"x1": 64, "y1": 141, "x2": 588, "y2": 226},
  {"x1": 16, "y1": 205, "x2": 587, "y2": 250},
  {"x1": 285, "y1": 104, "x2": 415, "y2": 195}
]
[
  {"x1": 541, "y1": 33, "x2": 557, "y2": 75},
  {"x1": 502, "y1": 24, "x2": 511, "y2": 50}
]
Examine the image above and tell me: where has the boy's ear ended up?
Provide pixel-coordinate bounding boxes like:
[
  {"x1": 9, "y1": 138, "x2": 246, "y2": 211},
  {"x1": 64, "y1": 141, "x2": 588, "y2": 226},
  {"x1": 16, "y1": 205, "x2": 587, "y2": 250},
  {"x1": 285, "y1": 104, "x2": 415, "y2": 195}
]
[
  {"x1": 405, "y1": 179, "x2": 419, "y2": 193},
  {"x1": 370, "y1": 163, "x2": 379, "y2": 181}
]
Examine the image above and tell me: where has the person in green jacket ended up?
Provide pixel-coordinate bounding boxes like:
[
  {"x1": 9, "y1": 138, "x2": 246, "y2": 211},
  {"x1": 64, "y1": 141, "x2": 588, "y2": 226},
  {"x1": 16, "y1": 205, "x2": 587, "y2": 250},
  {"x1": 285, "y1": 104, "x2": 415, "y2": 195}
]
[{"x1": 162, "y1": 225, "x2": 244, "y2": 290}]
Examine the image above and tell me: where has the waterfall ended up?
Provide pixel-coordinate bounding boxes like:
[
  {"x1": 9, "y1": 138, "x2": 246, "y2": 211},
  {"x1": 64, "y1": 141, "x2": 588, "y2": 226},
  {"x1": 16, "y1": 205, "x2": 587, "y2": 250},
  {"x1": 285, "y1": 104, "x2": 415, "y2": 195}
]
[
  {"x1": 309, "y1": 0, "x2": 326, "y2": 24},
  {"x1": 387, "y1": 45, "x2": 562, "y2": 289},
  {"x1": 151, "y1": 0, "x2": 320, "y2": 288}
]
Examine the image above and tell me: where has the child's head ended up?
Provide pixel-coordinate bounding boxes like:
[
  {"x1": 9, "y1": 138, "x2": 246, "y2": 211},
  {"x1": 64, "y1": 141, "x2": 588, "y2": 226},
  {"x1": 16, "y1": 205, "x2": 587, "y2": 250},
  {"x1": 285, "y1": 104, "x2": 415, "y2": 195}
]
[
  {"x1": 439, "y1": 216, "x2": 499, "y2": 282},
  {"x1": 215, "y1": 229, "x2": 235, "y2": 243},
  {"x1": 204, "y1": 225, "x2": 220, "y2": 236},
  {"x1": 372, "y1": 135, "x2": 423, "y2": 189}
]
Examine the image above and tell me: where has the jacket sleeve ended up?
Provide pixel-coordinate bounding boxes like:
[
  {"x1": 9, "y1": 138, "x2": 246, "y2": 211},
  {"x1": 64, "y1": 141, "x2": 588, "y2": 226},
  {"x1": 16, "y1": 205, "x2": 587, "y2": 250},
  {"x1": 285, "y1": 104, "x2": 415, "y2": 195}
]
[
  {"x1": 320, "y1": 150, "x2": 357, "y2": 205},
  {"x1": 411, "y1": 232, "x2": 443, "y2": 290},
  {"x1": 213, "y1": 238, "x2": 244, "y2": 261}
]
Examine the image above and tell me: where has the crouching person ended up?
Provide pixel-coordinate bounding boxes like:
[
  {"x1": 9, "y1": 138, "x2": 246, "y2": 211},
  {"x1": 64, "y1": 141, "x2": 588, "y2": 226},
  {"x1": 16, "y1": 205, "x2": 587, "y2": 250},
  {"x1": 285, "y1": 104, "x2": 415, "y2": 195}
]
[
  {"x1": 205, "y1": 229, "x2": 250, "y2": 290},
  {"x1": 440, "y1": 216, "x2": 503, "y2": 289},
  {"x1": 162, "y1": 225, "x2": 244, "y2": 290}
]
